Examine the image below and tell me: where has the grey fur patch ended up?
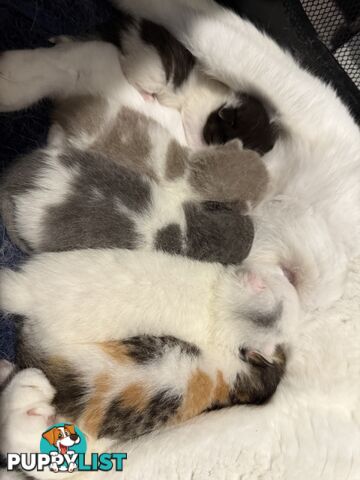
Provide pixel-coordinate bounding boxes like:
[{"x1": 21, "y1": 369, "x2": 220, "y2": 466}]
[
  {"x1": 42, "y1": 149, "x2": 151, "y2": 251},
  {"x1": 101, "y1": 388, "x2": 182, "y2": 441},
  {"x1": 155, "y1": 223, "x2": 183, "y2": 255},
  {"x1": 184, "y1": 201, "x2": 254, "y2": 265},
  {"x1": 92, "y1": 108, "x2": 156, "y2": 180},
  {"x1": 54, "y1": 101, "x2": 156, "y2": 180},
  {"x1": 246, "y1": 303, "x2": 283, "y2": 329},
  {"x1": 165, "y1": 140, "x2": 187, "y2": 180},
  {"x1": 53, "y1": 95, "x2": 107, "y2": 139},
  {"x1": 189, "y1": 140, "x2": 269, "y2": 205},
  {"x1": 122, "y1": 335, "x2": 200, "y2": 364},
  {"x1": 140, "y1": 20, "x2": 195, "y2": 88},
  {"x1": 0, "y1": 151, "x2": 48, "y2": 252}
]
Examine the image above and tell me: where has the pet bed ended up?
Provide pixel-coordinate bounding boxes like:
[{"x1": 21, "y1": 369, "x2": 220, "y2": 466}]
[{"x1": 1, "y1": 1, "x2": 360, "y2": 478}]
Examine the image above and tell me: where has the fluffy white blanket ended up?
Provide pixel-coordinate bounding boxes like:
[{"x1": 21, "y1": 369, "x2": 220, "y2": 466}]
[{"x1": 100, "y1": 256, "x2": 360, "y2": 479}]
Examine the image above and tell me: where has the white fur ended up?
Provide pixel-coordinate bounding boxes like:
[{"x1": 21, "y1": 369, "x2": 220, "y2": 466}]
[
  {"x1": 14, "y1": 148, "x2": 79, "y2": 250},
  {"x1": 115, "y1": 0, "x2": 360, "y2": 311},
  {"x1": 0, "y1": 249, "x2": 299, "y2": 355},
  {"x1": 3, "y1": 253, "x2": 360, "y2": 480},
  {"x1": 0, "y1": 249, "x2": 299, "y2": 480}
]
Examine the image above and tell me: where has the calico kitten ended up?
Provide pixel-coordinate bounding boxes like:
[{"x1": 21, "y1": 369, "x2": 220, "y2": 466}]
[
  {"x1": 0, "y1": 249, "x2": 299, "y2": 460},
  {"x1": 0, "y1": 40, "x2": 268, "y2": 264}
]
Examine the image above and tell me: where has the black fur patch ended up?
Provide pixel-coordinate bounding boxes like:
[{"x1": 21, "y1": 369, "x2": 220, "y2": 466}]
[
  {"x1": 122, "y1": 335, "x2": 200, "y2": 364},
  {"x1": 140, "y1": 20, "x2": 195, "y2": 88},
  {"x1": 230, "y1": 346, "x2": 286, "y2": 405},
  {"x1": 15, "y1": 318, "x2": 88, "y2": 420},
  {"x1": 101, "y1": 388, "x2": 182, "y2": 441},
  {"x1": 184, "y1": 202, "x2": 254, "y2": 264},
  {"x1": 155, "y1": 223, "x2": 183, "y2": 255},
  {"x1": 203, "y1": 93, "x2": 279, "y2": 155},
  {"x1": 96, "y1": 9, "x2": 136, "y2": 52},
  {"x1": 50, "y1": 367, "x2": 88, "y2": 420}
]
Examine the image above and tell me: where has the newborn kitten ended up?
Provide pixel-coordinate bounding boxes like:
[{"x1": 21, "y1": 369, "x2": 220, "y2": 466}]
[
  {"x1": 0, "y1": 40, "x2": 268, "y2": 264},
  {"x1": 98, "y1": 8, "x2": 280, "y2": 152},
  {"x1": 0, "y1": 249, "x2": 299, "y2": 461}
]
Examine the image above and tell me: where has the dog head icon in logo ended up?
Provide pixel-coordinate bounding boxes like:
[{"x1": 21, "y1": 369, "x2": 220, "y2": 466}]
[{"x1": 40, "y1": 423, "x2": 87, "y2": 473}]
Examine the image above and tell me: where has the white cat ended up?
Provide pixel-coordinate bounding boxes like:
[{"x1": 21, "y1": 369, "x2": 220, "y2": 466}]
[{"x1": 115, "y1": 0, "x2": 360, "y2": 311}]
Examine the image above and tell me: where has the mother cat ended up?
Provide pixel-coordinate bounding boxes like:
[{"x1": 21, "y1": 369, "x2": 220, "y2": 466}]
[{"x1": 116, "y1": 0, "x2": 360, "y2": 311}]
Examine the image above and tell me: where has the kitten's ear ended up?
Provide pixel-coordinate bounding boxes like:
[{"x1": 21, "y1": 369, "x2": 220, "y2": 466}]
[{"x1": 222, "y1": 138, "x2": 243, "y2": 151}]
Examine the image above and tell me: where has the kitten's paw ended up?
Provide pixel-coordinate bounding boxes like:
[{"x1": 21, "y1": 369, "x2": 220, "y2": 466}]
[
  {"x1": 0, "y1": 360, "x2": 15, "y2": 385},
  {"x1": 0, "y1": 49, "x2": 53, "y2": 111},
  {"x1": 0, "y1": 369, "x2": 56, "y2": 455},
  {"x1": 0, "y1": 51, "x2": 29, "y2": 111}
]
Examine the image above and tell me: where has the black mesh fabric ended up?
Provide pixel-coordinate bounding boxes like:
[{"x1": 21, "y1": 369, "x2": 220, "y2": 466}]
[{"x1": 299, "y1": 0, "x2": 360, "y2": 88}]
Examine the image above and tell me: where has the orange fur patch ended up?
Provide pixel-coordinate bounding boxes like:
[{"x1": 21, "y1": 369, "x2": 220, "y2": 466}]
[
  {"x1": 213, "y1": 370, "x2": 230, "y2": 405},
  {"x1": 120, "y1": 383, "x2": 149, "y2": 411},
  {"x1": 79, "y1": 373, "x2": 111, "y2": 437},
  {"x1": 99, "y1": 341, "x2": 133, "y2": 365},
  {"x1": 176, "y1": 369, "x2": 214, "y2": 422}
]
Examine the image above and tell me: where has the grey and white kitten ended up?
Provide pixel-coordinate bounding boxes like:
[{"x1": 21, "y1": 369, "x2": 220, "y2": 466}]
[{"x1": 0, "y1": 38, "x2": 268, "y2": 265}]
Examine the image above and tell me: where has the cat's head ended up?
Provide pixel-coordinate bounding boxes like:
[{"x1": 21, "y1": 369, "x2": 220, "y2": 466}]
[
  {"x1": 182, "y1": 81, "x2": 280, "y2": 154},
  {"x1": 203, "y1": 93, "x2": 279, "y2": 155},
  {"x1": 217, "y1": 262, "x2": 300, "y2": 363}
]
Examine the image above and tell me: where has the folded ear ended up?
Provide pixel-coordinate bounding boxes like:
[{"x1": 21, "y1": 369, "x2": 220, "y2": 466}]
[
  {"x1": 65, "y1": 424, "x2": 76, "y2": 435},
  {"x1": 42, "y1": 428, "x2": 56, "y2": 445}
]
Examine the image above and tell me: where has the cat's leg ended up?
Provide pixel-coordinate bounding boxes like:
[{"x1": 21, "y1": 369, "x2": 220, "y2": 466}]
[
  {"x1": 0, "y1": 40, "x2": 139, "y2": 112},
  {"x1": 0, "y1": 368, "x2": 89, "y2": 479},
  {"x1": 0, "y1": 359, "x2": 15, "y2": 386},
  {"x1": 0, "y1": 369, "x2": 56, "y2": 454}
]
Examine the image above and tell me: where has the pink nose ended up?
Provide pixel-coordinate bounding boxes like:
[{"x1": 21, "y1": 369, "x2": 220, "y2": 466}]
[{"x1": 246, "y1": 271, "x2": 266, "y2": 293}]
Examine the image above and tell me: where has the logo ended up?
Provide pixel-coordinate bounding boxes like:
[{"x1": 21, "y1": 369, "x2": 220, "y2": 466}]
[{"x1": 7, "y1": 423, "x2": 127, "y2": 473}]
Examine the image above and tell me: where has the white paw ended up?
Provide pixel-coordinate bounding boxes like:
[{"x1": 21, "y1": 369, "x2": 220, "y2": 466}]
[
  {"x1": 0, "y1": 360, "x2": 15, "y2": 385},
  {"x1": 0, "y1": 49, "x2": 50, "y2": 112},
  {"x1": 0, "y1": 51, "x2": 28, "y2": 111},
  {"x1": 0, "y1": 369, "x2": 56, "y2": 455}
]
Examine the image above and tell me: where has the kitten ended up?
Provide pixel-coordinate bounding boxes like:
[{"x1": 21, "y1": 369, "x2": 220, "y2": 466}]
[
  {"x1": 0, "y1": 248, "x2": 299, "y2": 470},
  {"x1": 116, "y1": 0, "x2": 360, "y2": 310},
  {"x1": 97, "y1": 8, "x2": 279, "y2": 153},
  {"x1": 0, "y1": 40, "x2": 268, "y2": 264}
]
